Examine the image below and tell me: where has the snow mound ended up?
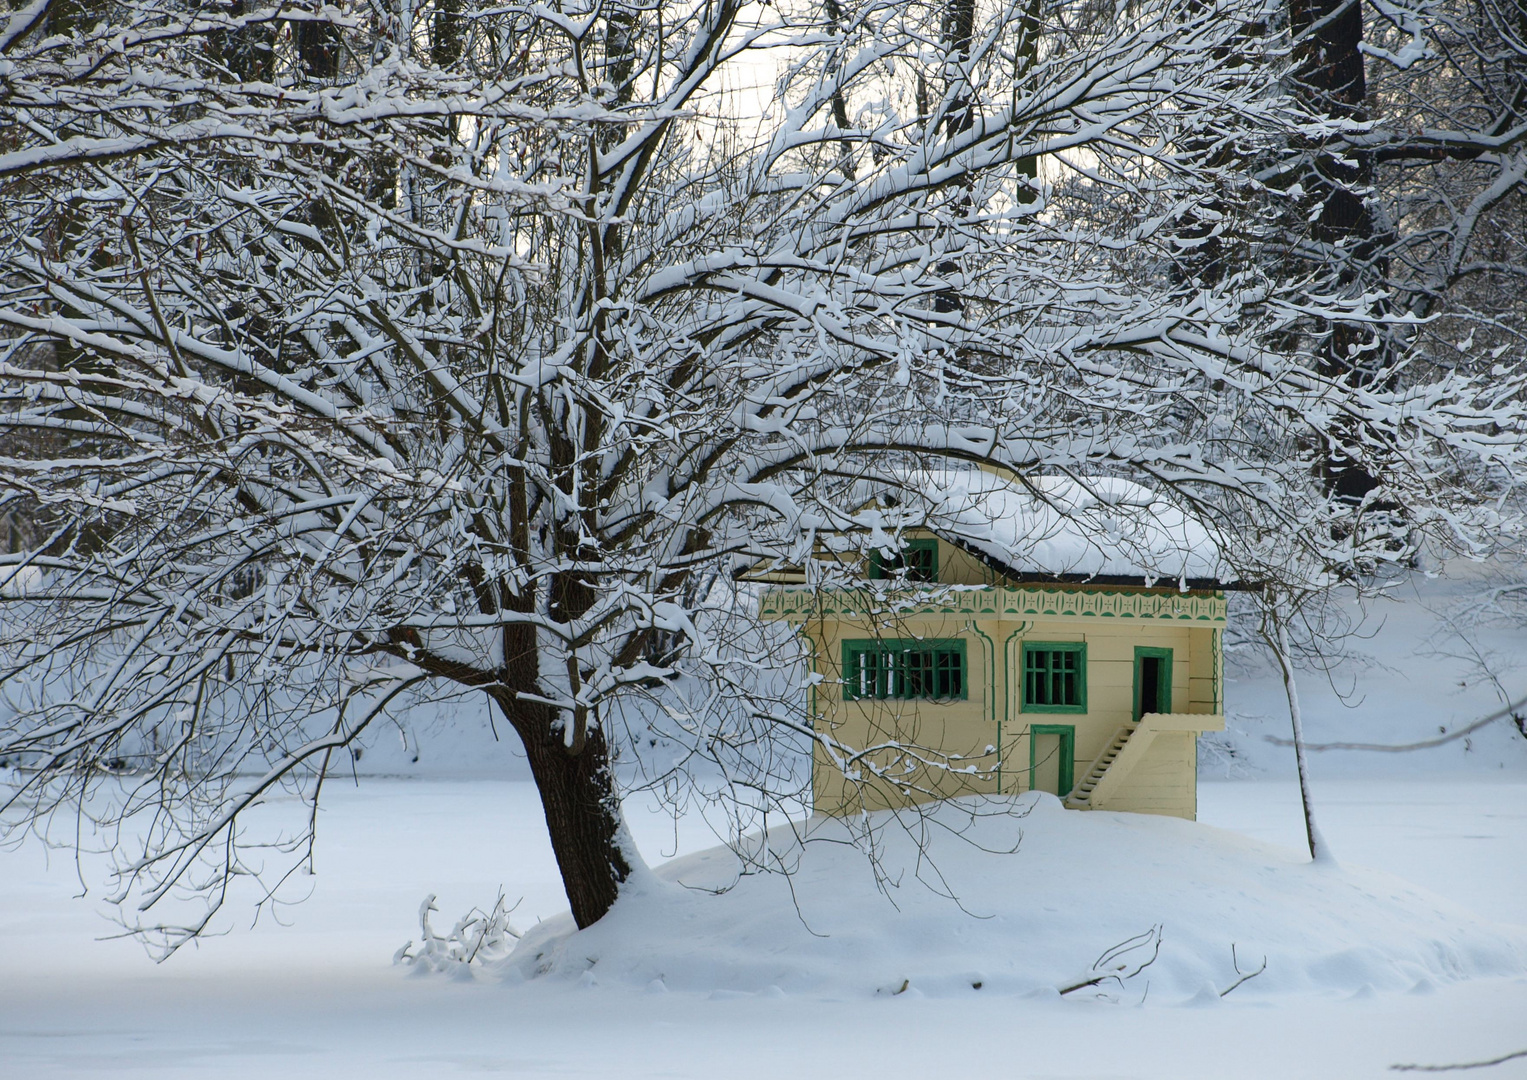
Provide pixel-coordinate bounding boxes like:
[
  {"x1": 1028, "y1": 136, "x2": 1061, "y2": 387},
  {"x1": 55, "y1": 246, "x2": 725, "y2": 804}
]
[{"x1": 505, "y1": 794, "x2": 1525, "y2": 1003}]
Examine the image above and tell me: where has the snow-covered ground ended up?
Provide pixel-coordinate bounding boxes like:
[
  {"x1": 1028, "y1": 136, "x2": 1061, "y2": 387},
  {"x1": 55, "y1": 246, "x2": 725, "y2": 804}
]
[
  {"x1": 1211, "y1": 566, "x2": 1527, "y2": 779},
  {"x1": 4, "y1": 572, "x2": 1527, "y2": 1079},
  {"x1": 2, "y1": 776, "x2": 1525, "y2": 1079}
]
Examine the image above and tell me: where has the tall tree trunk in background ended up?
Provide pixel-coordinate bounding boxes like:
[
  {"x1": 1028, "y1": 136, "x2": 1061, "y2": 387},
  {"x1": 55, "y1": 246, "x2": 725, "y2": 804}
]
[
  {"x1": 1013, "y1": 0, "x2": 1041, "y2": 205},
  {"x1": 432, "y1": 0, "x2": 464, "y2": 70},
  {"x1": 1173, "y1": 9, "x2": 1271, "y2": 289},
  {"x1": 207, "y1": 0, "x2": 275, "y2": 83},
  {"x1": 43, "y1": 0, "x2": 109, "y2": 372},
  {"x1": 934, "y1": 0, "x2": 976, "y2": 315},
  {"x1": 427, "y1": 0, "x2": 464, "y2": 181},
  {"x1": 1288, "y1": 0, "x2": 1393, "y2": 504},
  {"x1": 941, "y1": 0, "x2": 976, "y2": 140},
  {"x1": 824, "y1": 0, "x2": 857, "y2": 179},
  {"x1": 296, "y1": 8, "x2": 343, "y2": 82}
]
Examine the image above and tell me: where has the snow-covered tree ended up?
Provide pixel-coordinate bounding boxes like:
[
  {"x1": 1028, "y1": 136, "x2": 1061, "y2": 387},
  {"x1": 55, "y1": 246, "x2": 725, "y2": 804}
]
[
  {"x1": 1266, "y1": 0, "x2": 1527, "y2": 455},
  {"x1": 1, "y1": 0, "x2": 1522, "y2": 948}
]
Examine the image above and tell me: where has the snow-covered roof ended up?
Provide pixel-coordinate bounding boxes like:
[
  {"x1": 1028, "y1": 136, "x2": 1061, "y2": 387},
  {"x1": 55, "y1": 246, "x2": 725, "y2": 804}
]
[{"x1": 895, "y1": 470, "x2": 1236, "y2": 587}]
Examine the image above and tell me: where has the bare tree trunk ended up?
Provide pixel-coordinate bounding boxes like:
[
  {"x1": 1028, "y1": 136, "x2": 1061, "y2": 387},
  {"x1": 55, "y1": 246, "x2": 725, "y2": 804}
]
[
  {"x1": 489, "y1": 623, "x2": 634, "y2": 929},
  {"x1": 496, "y1": 691, "x2": 633, "y2": 929},
  {"x1": 432, "y1": 0, "x2": 464, "y2": 70},
  {"x1": 1013, "y1": 0, "x2": 1040, "y2": 204},
  {"x1": 207, "y1": 0, "x2": 275, "y2": 84},
  {"x1": 823, "y1": 0, "x2": 856, "y2": 180},
  {"x1": 1263, "y1": 599, "x2": 1334, "y2": 863},
  {"x1": 296, "y1": 16, "x2": 343, "y2": 82}
]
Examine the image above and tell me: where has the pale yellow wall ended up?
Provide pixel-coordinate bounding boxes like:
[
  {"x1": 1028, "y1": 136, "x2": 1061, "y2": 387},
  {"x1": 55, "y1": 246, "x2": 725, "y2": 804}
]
[
  {"x1": 806, "y1": 603, "x2": 1218, "y2": 819},
  {"x1": 1104, "y1": 733, "x2": 1198, "y2": 818},
  {"x1": 996, "y1": 620, "x2": 1199, "y2": 811},
  {"x1": 930, "y1": 540, "x2": 1005, "y2": 586},
  {"x1": 1011, "y1": 621, "x2": 1189, "y2": 775},
  {"x1": 1187, "y1": 626, "x2": 1222, "y2": 714},
  {"x1": 808, "y1": 609, "x2": 1001, "y2": 815}
]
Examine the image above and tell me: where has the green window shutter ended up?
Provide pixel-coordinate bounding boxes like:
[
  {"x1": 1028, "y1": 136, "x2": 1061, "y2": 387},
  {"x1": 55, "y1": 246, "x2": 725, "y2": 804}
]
[
  {"x1": 869, "y1": 539, "x2": 938, "y2": 582},
  {"x1": 849, "y1": 648, "x2": 890, "y2": 700},
  {"x1": 935, "y1": 648, "x2": 962, "y2": 698},
  {"x1": 842, "y1": 639, "x2": 966, "y2": 701},
  {"x1": 905, "y1": 541, "x2": 936, "y2": 582},
  {"x1": 902, "y1": 649, "x2": 931, "y2": 698},
  {"x1": 1020, "y1": 642, "x2": 1087, "y2": 714}
]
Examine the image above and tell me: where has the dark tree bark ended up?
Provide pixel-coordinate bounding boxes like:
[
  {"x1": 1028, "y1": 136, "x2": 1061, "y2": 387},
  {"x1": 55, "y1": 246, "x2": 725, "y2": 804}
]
[
  {"x1": 1012, "y1": 0, "x2": 1040, "y2": 204},
  {"x1": 1287, "y1": 0, "x2": 1393, "y2": 503},
  {"x1": 427, "y1": 0, "x2": 464, "y2": 172},
  {"x1": 823, "y1": 0, "x2": 856, "y2": 179},
  {"x1": 432, "y1": 0, "x2": 465, "y2": 70},
  {"x1": 489, "y1": 630, "x2": 632, "y2": 930},
  {"x1": 44, "y1": 0, "x2": 100, "y2": 38},
  {"x1": 296, "y1": 16, "x2": 343, "y2": 82},
  {"x1": 940, "y1": 0, "x2": 976, "y2": 140},
  {"x1": 207, "y1": 0, "x2": 275, "y2": 84},
  {"x1": 934, "y1": 0, "x2": 976, "y2": 315}
]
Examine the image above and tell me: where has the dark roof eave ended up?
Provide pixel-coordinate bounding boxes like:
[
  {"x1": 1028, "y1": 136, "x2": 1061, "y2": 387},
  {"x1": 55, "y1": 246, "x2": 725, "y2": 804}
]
[{"x1": 999, "y1": 571, "x2": 1256, "y2": 591}]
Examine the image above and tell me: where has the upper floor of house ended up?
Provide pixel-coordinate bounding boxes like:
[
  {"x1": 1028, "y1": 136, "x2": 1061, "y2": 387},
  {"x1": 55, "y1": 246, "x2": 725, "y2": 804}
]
[{"x1": 745, "y1": 469, "x2": 1242, "y2": 595}]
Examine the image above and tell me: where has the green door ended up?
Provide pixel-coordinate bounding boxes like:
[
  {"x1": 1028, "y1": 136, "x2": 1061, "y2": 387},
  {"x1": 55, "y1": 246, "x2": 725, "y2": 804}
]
[{"x1": 1029, "y1": 724, "x2": 1075, "y2": 797}]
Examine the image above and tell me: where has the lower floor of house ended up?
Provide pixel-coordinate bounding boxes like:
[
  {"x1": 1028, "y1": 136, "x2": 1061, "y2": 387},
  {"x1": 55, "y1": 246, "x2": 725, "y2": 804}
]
[{"x1": 769, "y1": 588, "x2": 1229, "y2": 821}]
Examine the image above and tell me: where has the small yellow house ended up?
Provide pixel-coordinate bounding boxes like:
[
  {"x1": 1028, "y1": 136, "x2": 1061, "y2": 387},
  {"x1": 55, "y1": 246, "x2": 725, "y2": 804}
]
[{"x1": 758, "y1": 471, "x2": 1237, "y2": 821}]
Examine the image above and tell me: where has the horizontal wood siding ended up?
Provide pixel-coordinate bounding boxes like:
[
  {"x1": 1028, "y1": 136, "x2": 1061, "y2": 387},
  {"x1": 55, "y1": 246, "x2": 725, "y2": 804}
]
[
  {"x1": 1187, "y1": 626, "x2": 1219, "y2": 714},
  {"x1": 1104, "y1": 732, "x2": 1197, "y2": 818},
  {"x1": 811, "y1": 609, "x2": 998, "y2": 814},
  {"x1": 934, "y1": 541, "x2": 1004, "y2": 586}
]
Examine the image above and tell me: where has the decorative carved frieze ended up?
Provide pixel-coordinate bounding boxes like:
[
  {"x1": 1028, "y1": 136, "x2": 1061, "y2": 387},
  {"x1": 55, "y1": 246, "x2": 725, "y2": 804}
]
[{"x1": 759, "y1": 585, "x2": 1226, "y2": 624}]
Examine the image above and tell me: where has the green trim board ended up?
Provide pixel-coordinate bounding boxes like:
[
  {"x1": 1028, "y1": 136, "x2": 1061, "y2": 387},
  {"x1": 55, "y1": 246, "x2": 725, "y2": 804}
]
[
  {"x1": 841, "y1": 638, "x2": 967, "y2": 701},
  {"x1": 1133, "y1": 645, "x2": 1173, "y2": 720},
  {"x1": 1020, "y1": 641, "x2": 1087, "y2": 714},
  {"x1": 1028, "y1": 724, "x2": 1076, "y2": 796},
  {"x1": 997, "y1": 623, "x2": 1032, "y2": 791},
  {"x1": 869, "y1": 538, "x2": 938, "y2": 581},
  {"x1": 970, "y1": 624, "x2": 997, "y2": 720}
]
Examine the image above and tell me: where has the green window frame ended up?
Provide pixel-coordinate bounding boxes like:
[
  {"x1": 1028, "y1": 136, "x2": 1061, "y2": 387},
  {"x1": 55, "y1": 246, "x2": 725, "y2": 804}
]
[
  {"x1": 869, "y1": 538, "x2": 938, "y2": 582},
  {"x1": 1021, "y1": 641, "x2": 1087, "y2": 714},
  {"x1": 842, "y1": 638, "x2": 967, "y2": 701}
]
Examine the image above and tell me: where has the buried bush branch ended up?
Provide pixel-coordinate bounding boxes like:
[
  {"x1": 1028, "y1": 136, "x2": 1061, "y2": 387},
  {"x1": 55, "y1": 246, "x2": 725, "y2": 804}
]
[
  {"x1": 1058, "y1": 924, "x2": 1163, "y2": 996},
  {"x1": 394, "y1": 890, "x2": 523, "y2": 973},
  {"x1": 1218, "y1": 943, "x2": 1267, "y2": 997},
  {"x1": 1390, "y1": 1048, "x2": 1527, "y2": 1073}
]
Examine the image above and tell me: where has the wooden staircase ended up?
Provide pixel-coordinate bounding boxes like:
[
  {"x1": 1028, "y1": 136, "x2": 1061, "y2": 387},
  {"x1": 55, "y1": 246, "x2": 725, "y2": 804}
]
[
  {"x1": 1064, "y1": 712, "x2": 1225, "y2": 811},
  {"x1": 1062, "y1": 721, "x2": 1148, "y2": 806}
]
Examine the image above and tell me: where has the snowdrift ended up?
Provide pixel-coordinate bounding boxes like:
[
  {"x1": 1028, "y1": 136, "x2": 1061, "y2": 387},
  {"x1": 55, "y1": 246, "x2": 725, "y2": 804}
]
[{"x1": 505, "y1": 794, "x2": 1526, "y2": 1003}]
